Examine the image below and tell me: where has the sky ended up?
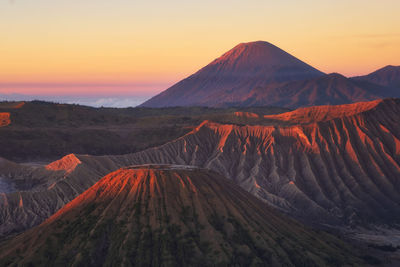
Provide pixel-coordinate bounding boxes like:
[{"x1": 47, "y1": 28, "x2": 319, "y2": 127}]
[{"x1": 1, "y1": 0, "x2": 399, "y2": 107}]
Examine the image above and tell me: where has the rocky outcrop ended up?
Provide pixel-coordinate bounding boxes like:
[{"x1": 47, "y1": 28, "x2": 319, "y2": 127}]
[
  {"x1": 0, "y1": 113, "x2": 10, "y2": 127},
  {"x1": 0, "y1": 155, "x2": 102, "y2": 238},
  {"x1": 0, "y1": 165, "x2": 364, "y2": 266},
  {"x1": 45, "y1": 154, "x2": 82, "y2": 174}
]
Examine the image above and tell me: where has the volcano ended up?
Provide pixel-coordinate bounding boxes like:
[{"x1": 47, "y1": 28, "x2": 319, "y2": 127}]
[
  {"x1": 2, "y1": 99, "x2": 400, "y2": 237},
  {"x1": 141, "y1": 42, "x2": 400, "y2": 108},
  {"x1": 0, "y1": 165, "x2": 364, "y2": 266},
  {"x1": 141, "y1": 41, "x2": 324, "y2": 107}
]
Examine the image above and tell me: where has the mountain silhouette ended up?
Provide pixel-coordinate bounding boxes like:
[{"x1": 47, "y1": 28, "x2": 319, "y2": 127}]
[
  {"x1": 141, "y1": 41, "x2": 324, "y2": 107},
  {"x1": 141, "y1": 42, "x2": 399, "y2": 108}
]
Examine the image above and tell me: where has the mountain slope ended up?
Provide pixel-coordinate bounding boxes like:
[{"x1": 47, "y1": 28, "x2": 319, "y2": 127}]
[
  {"x1": 2, "y1": 99, "x2": 400, "y2": 237},
  {"x1": 141, "y1": 41, "x2": 324, "y2": 107},
  {"x1": 0, "y1": 154, "x2": 104, "y2": 238},
  {"x1": 239, "y1": 73, "x2": 390, "y2": 108},
  {"x1": 354, "y1": 65, "x2": 400, "y2": 88},
  {"x1": 109, "y1": 99, "x2": 400, "y2": 226},
  {"x1": 0, "y1": 165, "x2": 365, "y2": 266}
]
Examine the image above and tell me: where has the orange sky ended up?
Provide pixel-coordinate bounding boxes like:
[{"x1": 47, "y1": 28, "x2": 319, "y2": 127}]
[{"x1": 1, "y1": 0, "x2": 399, "y2": 96}]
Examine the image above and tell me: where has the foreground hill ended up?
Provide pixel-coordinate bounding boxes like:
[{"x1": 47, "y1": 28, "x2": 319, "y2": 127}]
[
  {"x1": 141, "y1": 41, "x2": 324, "y2": 107},
  {"x1": 0, "y1": 165, "x2": 365, "y2": 266},
  {"x1": 105, "y1": 99, "x2": 400, "y2": 227},
  {"x1": 1, "y1": 99, "x2": 399, "y2": 238}
]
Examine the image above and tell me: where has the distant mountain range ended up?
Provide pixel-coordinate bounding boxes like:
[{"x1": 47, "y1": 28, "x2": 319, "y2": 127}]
[
  {"x1": 140, "y1": 41, "x2": 399, "y2": 108},
  {"x1": 353, "y1": 65, "x2": 400, "y2": 88}
]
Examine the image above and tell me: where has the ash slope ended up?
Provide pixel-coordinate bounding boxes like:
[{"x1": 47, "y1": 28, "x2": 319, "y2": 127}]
[
  {"x1": 0, "y1": 166, "x2": 364, "y2": 266},
  {"x1": 102, "y1": 98, "x2": 400, "y2": 226},
  {"x1": 141, "y1": 41, "x2": 324, "y2": 107},
  {"x1": 0, "y1": 154, "x2": 102, "y2": 238},
  {"x1": 1, "y1": 99, "x2": 400, "y2": 237}
]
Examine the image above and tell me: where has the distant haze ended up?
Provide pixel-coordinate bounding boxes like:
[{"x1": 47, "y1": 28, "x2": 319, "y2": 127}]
[
  {"x1": 1, "y1": 1, "x2": 399, "y2": 97},
  {"x1": 0, "y1": 94, "x2": 149, "y2": 108},
  {"x1": 0, "y1": 83, "x2": 167, "y2": 107}
]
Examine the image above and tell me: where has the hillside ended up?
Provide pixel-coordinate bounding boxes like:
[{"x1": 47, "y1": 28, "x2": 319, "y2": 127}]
[
  {"x1": 1, "y1": 99, "x2": 399, "y2": 238},
  {"x1": 354, "y1": 65, "x2": 400, "y2": 88},
  {"x1": 0, "y1": 165, "x2": 365, "y2": 266},
  {"x1": 141, "y1": 41, "x2": 324, "y2": 107},
  {"x1": 240, "y1": 73, "x2": 392, "y2": 108},
  {"x1": 140, "y1": 41, "x2": 400, "y2": 108}
]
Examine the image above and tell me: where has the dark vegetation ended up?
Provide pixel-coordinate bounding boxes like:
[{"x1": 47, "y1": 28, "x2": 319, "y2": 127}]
[{"x1": 0, "y1": 101, "x2": 288, "y2": 161}]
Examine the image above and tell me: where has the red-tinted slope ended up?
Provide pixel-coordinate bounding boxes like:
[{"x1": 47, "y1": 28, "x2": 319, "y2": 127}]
[
  {"x1": 45, "y1": 153, "x2": 82, "y2": 174},
  {"x1": 0, "y1": 113, "x2": 10, "y2": 127},
  {"x1": 141, "y1": 41, "x2": 324, "y2": 107},
  {"x1": 0, "y1": 165, "x2": 364, "y2": 266},
  {"x1": 263, "y1": 99, "x2": 382, "y2": 124},
  {"x1": 116, "y1": 99, "x2": 400, "y2": 226},
  {"x1": 2, "y1": 99, "x2": 400, "y2": 237}
]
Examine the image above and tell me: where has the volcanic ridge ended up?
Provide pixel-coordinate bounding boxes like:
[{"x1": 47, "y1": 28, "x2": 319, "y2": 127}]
[{"x1": 0, "y1": 165, "x2": 365, "y2": 266}]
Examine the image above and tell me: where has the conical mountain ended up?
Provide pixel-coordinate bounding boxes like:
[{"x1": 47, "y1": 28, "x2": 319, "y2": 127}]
[
  {"x1": 141, "y1": 41, "x2": 324, "y2": 107},
  {"x1": 0, "y1": 165, "x2": 365, "y2": 266}
]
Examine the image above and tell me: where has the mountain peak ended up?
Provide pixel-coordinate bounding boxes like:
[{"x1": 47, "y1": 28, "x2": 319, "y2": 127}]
[
  {"x1": 141, "y1": 41, "x2": 324, "y2": 107},
  {"x1": 217, "y1": 41, "x2": 280, "y2": 60},
  {"x1": 207, "y1": 40, "x2": 321, "y2": 74},
  {"x1": 382, "y1": 65, "x2": 400, "y2": 70}
]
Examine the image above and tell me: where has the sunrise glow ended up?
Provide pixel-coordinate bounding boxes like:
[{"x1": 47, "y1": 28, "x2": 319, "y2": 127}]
[{"x1": 1, "y1": 0, "x2": 399, "y2": 98}]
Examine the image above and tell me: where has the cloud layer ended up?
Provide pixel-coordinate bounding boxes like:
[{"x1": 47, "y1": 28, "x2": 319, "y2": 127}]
[{"x1": 0, "y1": 94, "x2": 149, "y2": 108}]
